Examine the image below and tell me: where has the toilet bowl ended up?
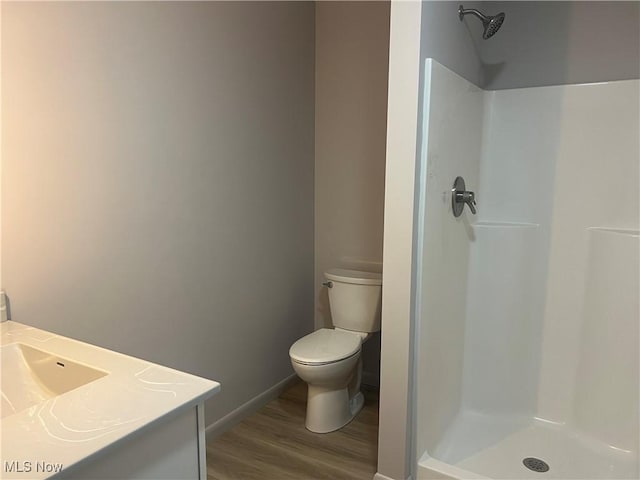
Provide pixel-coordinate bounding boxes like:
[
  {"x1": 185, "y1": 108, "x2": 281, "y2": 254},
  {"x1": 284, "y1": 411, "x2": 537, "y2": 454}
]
[
  {"x1": 289, "y1": 269, "x2": 382, "y2": 433},
  {"x1": 290, "y1": 328, "x2": 367, "y2": 433}
]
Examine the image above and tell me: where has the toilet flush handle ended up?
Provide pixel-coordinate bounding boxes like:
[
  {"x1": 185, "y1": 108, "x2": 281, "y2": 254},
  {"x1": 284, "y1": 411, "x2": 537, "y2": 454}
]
[{"x1": 322, "y1": 281, "x2": 333, "y2": 288}]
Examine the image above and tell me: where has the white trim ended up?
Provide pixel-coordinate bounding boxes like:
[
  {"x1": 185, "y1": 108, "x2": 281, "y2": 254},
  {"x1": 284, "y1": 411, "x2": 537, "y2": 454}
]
[
  {"x1": 196, "y1": 403, "x2": 207, "y2": 480},
  {"x1": 373, "y1": 473, "x2": 393, "y2": 480},
  {"x1": 373, "y1": 473, "x2": 411, "y2": 480},
  {"x1": 377, "y1": 1, "x2": 423, "y2": 480},
  {"x1": 205, "y1": 374, "x2": 298, "y2": 441}
]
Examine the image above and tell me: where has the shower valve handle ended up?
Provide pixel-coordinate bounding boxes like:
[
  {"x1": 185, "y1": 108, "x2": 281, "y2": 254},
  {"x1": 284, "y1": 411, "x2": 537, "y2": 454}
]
[
  {"x1": 456, "y1": 191, "x2": 476, "y2": 214},
  {"x1": 452, "y1": 176, "x2": 477, "y2": 217}
]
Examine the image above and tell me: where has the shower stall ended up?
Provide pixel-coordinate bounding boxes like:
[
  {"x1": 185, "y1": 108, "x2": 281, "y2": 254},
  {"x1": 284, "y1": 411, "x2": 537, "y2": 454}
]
[
  {"x1": 412, "y1": 32, "x2": 639, "y2": 480},
  {"x1": 416, "y1": 59, "x2": 640, "y2": 479}
]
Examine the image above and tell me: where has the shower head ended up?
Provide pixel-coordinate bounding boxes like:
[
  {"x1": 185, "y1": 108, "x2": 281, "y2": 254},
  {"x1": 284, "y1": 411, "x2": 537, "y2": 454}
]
[{"x1": 458, "y1": 5, "x2": 505, "y2": 39}]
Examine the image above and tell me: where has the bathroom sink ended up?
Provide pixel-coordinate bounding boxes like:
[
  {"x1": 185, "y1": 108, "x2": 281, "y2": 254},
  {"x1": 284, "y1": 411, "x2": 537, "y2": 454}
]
[
  {"x1": 1, "y1": 342, "x2": 108, "y2": 418},
  {"x1": 1, "y1": 321, "x2": 220, "y2": 479}
]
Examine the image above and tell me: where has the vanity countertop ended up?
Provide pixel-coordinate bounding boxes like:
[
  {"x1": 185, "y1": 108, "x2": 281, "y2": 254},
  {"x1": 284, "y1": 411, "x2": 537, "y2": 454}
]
[{"x1": 0, "y1": 320, "x2": 220, "y2": 478}]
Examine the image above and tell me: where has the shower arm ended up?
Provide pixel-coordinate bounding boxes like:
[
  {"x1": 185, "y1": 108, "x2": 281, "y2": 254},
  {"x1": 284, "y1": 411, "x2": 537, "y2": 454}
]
[{"x1": 458, "y1": 6, "x2": 489, "y2": 23}]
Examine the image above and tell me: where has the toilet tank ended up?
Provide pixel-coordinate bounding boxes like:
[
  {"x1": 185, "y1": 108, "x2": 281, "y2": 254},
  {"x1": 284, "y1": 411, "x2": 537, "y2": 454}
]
[{"x1": 325, "y1": 269, "x2": 382, "y2": 333}]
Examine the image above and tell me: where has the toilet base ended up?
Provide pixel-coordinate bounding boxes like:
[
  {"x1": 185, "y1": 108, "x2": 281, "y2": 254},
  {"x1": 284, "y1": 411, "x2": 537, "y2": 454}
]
[{"x1": 305, "y1": 386, "x2": 365, "y2": 433}]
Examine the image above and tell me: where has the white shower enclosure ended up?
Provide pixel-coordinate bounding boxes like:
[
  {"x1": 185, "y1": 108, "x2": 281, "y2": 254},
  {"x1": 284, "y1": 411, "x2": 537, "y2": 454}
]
[{"x1": 414, "y1": 60, "x2": 639, "y2": 479}]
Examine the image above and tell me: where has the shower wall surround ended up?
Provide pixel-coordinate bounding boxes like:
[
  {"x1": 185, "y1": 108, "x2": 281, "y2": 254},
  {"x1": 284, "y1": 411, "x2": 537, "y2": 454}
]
[
  {"x1": 416, "y1": 59, "x2": 639, "y2": 479},
  {"x1": 415, "y1": 59, "x2": 483, "y2": 458}
]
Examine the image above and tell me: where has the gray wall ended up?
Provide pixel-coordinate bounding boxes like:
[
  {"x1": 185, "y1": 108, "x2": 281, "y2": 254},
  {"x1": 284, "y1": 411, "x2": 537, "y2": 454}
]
[
  {"x1": 421, "y1": 1, "x2": 487, "y2": 87},
  {"x1": 315, "y1": 1, "x2": 389, "y2": 387},
  {"x1": 1, "y1": 2, "x2": 315, "y2": 425},
  {"x1": 481, "y1": 1, "x2": 640, "y2": 89},
  {"x1": 421, "y1": 1, "x2": 640, "y2": 89}
]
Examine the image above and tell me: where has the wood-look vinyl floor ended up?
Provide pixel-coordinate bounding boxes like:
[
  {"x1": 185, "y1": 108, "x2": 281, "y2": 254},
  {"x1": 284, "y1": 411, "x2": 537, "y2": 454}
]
[{"x1": 206, "y1": 381, "x2": 379, "y2": 480}]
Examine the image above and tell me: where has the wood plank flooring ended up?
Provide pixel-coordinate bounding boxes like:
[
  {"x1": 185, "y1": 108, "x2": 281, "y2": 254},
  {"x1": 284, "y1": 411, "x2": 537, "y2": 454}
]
[{"x1": 207, "y1": 381, "x2": 379, "y2": 480}]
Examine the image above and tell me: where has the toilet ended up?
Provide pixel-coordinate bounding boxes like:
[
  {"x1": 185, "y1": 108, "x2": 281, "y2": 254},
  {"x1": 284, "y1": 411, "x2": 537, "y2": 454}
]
[{"x1": 289, "y1": 268, "x2": 382, "y2": 433}]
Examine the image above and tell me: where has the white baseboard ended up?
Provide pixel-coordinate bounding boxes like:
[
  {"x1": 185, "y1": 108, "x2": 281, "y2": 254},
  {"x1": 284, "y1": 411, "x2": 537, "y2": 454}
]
[{"x1": 205, "y1": 373, "x2": 299, "y2": 441}]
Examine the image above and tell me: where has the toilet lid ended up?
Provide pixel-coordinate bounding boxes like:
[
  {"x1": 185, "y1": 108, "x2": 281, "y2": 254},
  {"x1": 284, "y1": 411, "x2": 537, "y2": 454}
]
[{"x1": 289, "y1": 329, "x2": 361, "y2": 365}]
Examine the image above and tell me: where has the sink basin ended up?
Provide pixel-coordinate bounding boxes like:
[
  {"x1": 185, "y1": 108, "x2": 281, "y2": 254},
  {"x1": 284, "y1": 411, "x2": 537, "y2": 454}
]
[{"x1": 1, "y1": 343, "x2": 108, "y2": 418}]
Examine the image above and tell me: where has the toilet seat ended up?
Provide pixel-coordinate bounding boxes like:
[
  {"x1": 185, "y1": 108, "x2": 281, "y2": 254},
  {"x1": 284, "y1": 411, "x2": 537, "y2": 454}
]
[{"x1": 289, "y1": 328, "x2": 361, "y2": 366}]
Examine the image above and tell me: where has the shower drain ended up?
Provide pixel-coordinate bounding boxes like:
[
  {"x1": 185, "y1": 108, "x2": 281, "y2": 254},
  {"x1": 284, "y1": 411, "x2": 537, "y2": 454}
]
[{"x1": 523, "y1": 457, "x2": 550, "y2": 473}]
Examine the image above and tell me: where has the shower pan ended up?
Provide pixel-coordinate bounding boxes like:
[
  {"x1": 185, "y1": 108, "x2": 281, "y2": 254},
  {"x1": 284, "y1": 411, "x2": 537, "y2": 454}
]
[{"x1": 413, "y1": 59, "x2": 639, "y2": 480}]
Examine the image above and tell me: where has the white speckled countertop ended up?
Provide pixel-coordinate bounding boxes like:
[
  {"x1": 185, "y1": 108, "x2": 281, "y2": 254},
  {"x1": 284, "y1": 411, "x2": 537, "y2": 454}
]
[{"x1": 0, "y1": 321, "x2": 220, "y2": 479}]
